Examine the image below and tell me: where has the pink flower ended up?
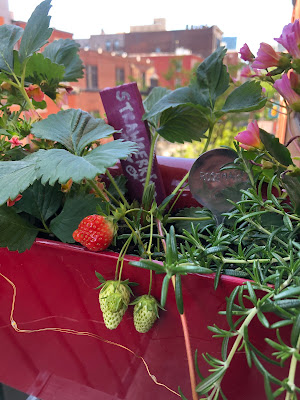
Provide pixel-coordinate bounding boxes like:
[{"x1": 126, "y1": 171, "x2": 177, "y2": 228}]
[
  {"x1": 55, "y1": 89, "x2": 69, "y2": 108},
  {"x1": 23, "y1": 109, "x2": 40, "y2": 122},
  {"x1": 234, "y1": 120, "x2": 263, "y2": 150},
  {"x1": 252, "y1": 43, "x2": 281, "y2": 69},
  {"x1": 273, "y1": 73, "x2": 300, "y2": 111},
  {"x1": 9, "y1": 136, "x2": 22, "y2": 148},
  {"x1": 7, "y1": 194, "x2": 22, "y2": 207},
  {"x1": 239, "y1": 43, "x2": 254, "y2": 62},
  {"x1": 240, "y1": 65, "x2": 260, "y2": 78},
  {"x1": 25, "y1": 84, "x2": 44, "y2": 102},
  {"x1": 275, "y1": 20, "x2": 300, "y2": 58}
]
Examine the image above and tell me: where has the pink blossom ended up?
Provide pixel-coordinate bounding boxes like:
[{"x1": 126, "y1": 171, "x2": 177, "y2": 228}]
[
  {"x1": 240, "y1": 65, "x2": 260, "y2": 78},
  {"x1": 7, "y1": 194, "x2": 22, "y2": 207},
  {"x1": 273, "y1": 73, "x2": 300, "y2": 111},
  {"x1": 252, "y1": 43, "x2": 281, "y2": 69},
  {"x1": 23, "y1": 109, "x2": 40, "y2": 122},
  {"x1": 275, "y1": 20, "x2": 300, "y2": 58},
  {"x1": 55, "y1": 89, "x2": 68, "y2": 108},
  {"x1": 9, "y1": 136, "x2": 22, "y2": 148},
  {"x1": 25, "y1": 84, "x2": 45, "y2": 102},
  {"x1": 239, "y1": 43, "x2": 254, "y2": 62},
  {"x1": 234, "y1": 120, "x2": 263, "y2": 150}
]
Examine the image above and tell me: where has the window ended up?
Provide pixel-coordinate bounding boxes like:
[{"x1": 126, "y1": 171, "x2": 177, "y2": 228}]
[
  {"x1": 113, "y1": 40, "x2": 120, "y2": 50},
  {"x1": 116, "y1": 68, "x2": 125, "y2": 85},
  {"x1": 105, "y1": 40, "x2": 111, "y2": 51},
  {"x1": 86, "y1": 65, "x2": 98, "y2": 89}
]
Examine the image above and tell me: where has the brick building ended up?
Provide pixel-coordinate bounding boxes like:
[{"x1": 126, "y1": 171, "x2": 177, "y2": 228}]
[
  {"x1": 133, "y1": 53, "x2": 203, "y2": 89},
  {"x1": 78, "y1": 25, "x2": 223, "y2": 59}
]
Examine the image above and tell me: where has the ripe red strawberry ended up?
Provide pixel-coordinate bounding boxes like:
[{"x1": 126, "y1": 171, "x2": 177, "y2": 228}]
[{"x1": 73, "y1": 214, "x2": 114, "y2": 251}]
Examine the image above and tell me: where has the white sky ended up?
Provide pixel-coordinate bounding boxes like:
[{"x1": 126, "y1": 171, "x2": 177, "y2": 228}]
[{"x1": 8, "y1": 0, "x2": 294, "y2": 54}]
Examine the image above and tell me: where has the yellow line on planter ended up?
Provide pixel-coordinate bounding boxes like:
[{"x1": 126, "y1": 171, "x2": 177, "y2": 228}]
[{"x1": 0, "y1": 272, "x2": 180, "y2": 398}]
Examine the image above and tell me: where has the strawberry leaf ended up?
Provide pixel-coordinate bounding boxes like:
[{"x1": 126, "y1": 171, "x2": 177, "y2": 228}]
[
  {"x1": 157, "y1": 105, "x2": 209, "y2": 143},
  {"x1": 14, "y1": 180, "x2": 63, "y2": 222},
  {"x1": 0, "y1": 25, "x2": 23, "y2": 72},
  {"x1": 143, "y1": 86, "x2": 170, "y2": 128},
  {"x1": 31, "y1": 109, "x2": 120, "y2": 155},
  {"x1": 19, "y1": 0, "x2": 53, "y2": 63},
  {"x1": 259, "y1": 129, "x2": 293, "y2": 167},
  {"x1": 195, "y1": 46, "x2": 229, "y2": 109},
  {"x1": 25, "y1": 53, "x2": 65, "y2": 99},
  {"x1": 0, "y1": 153, "x2": 39, "y2": 205},
  {"x1": 49, "y1": 194, "x2": 106, "y2": 243},
  {"x1": 42, "y1": 38, "x2": 84, "y2": 82},
  {"x1": 222, "y1": 81, "x2": 266, "y2": 113},
  {"x1": 0, "y1": 205, "x2": 38, "y2": 252},
  {"x1": 0, "y1": 140, "x2": 137, "y2": 205}
]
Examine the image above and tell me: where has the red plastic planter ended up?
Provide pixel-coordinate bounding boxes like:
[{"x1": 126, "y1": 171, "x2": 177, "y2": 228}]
[{"x1": 0, "y1": 157, "x2": 295, "y2": 399}]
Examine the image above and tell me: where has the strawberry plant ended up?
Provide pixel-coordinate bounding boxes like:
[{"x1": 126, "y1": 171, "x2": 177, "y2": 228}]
[{"x1": 0, "y1": 1, "x2": 299, "y2": 400}]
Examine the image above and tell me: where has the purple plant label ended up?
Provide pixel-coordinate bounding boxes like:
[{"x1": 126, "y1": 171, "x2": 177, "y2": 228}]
[{"x1": 100, "y1": 82, "x2": 166, "y2": 204}]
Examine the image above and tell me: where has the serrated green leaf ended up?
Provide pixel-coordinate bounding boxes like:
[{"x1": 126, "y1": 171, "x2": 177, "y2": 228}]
[
  {"x1": 0, "y1": 139, "x2": 136, "y2": 204},
  {"x1": 50, "y1": 194, "x2": 105, "y2": 243},
  {"x1": 0, "y1": 25, "x2": 23, "y2": 72},
  {"x1": 259, "y1": 129, "x2": 293, "y2": 167},
  {"x1": 14, "y1": 180, "x2": 63, "y2": 221},
  {"x1": 31, "y1": 109, "x2": 119, "y2": 155},
  {"x1": 19, "y1": 0, "x2": 53, "y2": 63},
  {"x1": 0, "y1": 153, "x2": 39, "y2": 205},
  {"x1": 143, "y1": 86, "x2": 197, "y2": 120},
  {"x1": 36, "y1": 139, "x2": 137, "y2": 185},
  {"x1": 222, "y1": 81, "x2": 266, "y2": 113},
  {"x1": 157, "y1": 104, "x2": 209, "y2": 143},
  {"x1": 195, "y1": 46, "x2": 229, "y2": 109},
  {"x1": 0, "y1": 205, "x2": 38, "y2": 252},
  {"x1": 143, "y1": 86, "x2": 170, "y2": 128},
  {"x1": 25, "y1": 53, "x2": 65, "y2": 99},
  {"x1": 42, "y1": 38, "x2": 84, "y2": 81}
]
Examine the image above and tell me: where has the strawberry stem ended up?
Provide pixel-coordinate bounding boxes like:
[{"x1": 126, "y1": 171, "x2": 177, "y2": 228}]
[
  {"x1": 117, "y1": 235, "x2": 132, "y2": 284},
  {"x1": 106, "y1": 170, "x2": 130, "y2": 209},
  {"x1": 115, "y1": 234, "x2": 133, "y2": 281}
]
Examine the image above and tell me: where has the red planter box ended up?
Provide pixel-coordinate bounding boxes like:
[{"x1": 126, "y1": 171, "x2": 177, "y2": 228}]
[{"x1": 0, "y1": 157, "x2": 294, "y2": 399}]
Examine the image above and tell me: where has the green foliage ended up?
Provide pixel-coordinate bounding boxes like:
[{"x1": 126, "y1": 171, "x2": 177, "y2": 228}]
[
  {"x1": 42, "y1": 38, "x2": 84, "y2": 81},
  {"x1": 0, "y1": 25, "x2": 23, "y2": 72},
  {"x1": 18, "y1": 0, "x2": 53, "y2": 62},
  {"x1": 31, "y1": 109, "x2": 119, "y2": 155},
  {"x1": 49, "y1": 194, "x2": 105, "y2": 243},
  {"x1": 0, "y1": 205, "x2": 38, "y2": 252}
]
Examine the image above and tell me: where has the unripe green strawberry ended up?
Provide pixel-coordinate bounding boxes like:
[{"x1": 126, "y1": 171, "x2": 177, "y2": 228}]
[
  {"x1": 99, "y1": 280, "x2": 131, "y2": 330},
  {"x1": 132, "y1": 295, "x2": 159, "y2": 333}
]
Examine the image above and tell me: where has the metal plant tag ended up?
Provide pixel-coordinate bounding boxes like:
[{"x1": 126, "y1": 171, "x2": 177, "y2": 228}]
[{"x1": 189, "y1": 148, "x2": 250, "y2": 224}]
